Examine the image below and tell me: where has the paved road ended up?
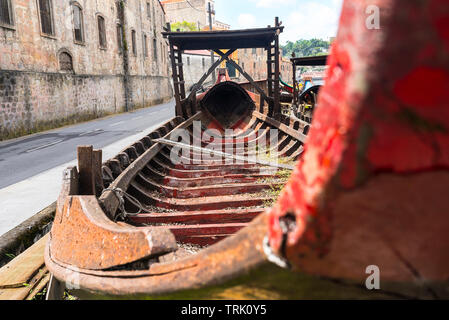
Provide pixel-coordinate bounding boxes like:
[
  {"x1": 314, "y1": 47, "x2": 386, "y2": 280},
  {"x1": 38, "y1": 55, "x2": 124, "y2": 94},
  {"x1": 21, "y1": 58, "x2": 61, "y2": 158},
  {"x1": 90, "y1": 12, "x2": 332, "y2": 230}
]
[
  {"x1": 0, "y1": 100, "x2": 175, "y2": 236},
  {"x1": 0, "y1": 100, "x2": 175, "y2": 189}
]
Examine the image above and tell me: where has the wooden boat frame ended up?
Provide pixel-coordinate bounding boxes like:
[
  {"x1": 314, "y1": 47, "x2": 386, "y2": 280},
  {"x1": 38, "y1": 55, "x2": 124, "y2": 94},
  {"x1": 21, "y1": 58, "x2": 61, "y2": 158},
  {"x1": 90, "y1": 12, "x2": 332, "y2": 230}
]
[{"x1": 45, "y1": 2, "x2": 449, "y2": 299}]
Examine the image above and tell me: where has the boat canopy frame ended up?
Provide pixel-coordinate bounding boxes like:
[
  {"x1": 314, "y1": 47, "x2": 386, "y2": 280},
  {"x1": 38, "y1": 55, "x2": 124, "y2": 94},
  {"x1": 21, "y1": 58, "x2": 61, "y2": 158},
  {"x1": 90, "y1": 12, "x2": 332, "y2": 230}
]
[
  {"x1": 290, "y1": 55, "x2": 328, "y2": 106},
  {"x1": 162, "y1": 18, "x2": 284, "y2": 120}
]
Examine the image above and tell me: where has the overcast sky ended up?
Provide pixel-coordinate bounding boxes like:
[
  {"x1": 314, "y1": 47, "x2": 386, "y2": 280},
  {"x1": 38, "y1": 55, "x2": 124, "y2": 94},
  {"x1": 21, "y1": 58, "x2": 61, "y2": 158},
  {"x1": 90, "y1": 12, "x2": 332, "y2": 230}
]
[{"x1": 215, "y1": 0, "x2": 344, "y2": 44}]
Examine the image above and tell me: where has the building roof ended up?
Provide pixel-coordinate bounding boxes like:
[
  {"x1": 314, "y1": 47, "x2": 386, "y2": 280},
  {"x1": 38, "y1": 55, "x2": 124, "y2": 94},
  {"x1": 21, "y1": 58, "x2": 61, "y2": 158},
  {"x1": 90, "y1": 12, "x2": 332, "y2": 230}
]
[
  {"x1": 291, "y1": 55, "x2": 328, "y2": 66},
  {"x1": 162, "y1": 26, "x2": 284, "y2": 50},
  {"x1": 160, "y1": 0, "x2": 186, "y2": 4},
  {"x1": 183, "y1": 49, "x2": 214, "y2": 56},
  {"x1": 301, "y1": 71, "x2": 326, "y2": 79},
  {"x1": 215, "y1": 20, "x2": 231, "y2": 27}
]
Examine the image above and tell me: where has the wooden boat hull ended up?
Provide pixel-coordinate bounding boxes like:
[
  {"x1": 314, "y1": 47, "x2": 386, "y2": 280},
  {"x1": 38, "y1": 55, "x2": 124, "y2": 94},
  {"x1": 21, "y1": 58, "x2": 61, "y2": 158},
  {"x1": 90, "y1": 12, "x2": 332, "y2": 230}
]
[
  {"x1": 45, "y1": 0, "x2": 449, "y2": 299},
  {"x1": 45, "y1": 77, "x2": 312, "y2": 297}
]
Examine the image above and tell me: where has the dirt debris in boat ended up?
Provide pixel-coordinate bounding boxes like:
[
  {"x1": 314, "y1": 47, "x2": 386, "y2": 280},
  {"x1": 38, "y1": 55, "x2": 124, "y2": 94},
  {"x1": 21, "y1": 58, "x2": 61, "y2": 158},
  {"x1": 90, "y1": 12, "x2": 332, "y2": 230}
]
[
  {"x1": 178, "y1": 243, "x2": 205, "y2": 254},
  {"x1": 259, "y1": 168, "x2": 292, "y2": 206},
  {"x1": 142, "y1": 222, "x2": 185, "y2": 227},
  {"x1": 142, "y1": 204, "x2": 176, "y2": 213}
]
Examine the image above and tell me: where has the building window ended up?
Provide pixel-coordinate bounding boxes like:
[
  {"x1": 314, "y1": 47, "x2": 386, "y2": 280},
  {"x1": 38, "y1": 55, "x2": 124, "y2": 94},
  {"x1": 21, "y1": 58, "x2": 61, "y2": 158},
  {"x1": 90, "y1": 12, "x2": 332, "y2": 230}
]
[
  {"x1": 59, "y1": 51, "x2": 73, "y2": 71},
  {"x1": 242, "y1": 62, "x2": 244, "y2": 69},
  {"x1": 146, "y1": 2, "x2": 151, "y2": 18},
  {"x1": 252, "y1": 48, "x2": 256, "y2": 54},
  {"x1": 253, "y1": 62, "x2": 256, "y2": 69},
  {"x1": 131, "y1": 29, "x2": 137, "y2": 55},
  {"x1": 97, "y1": 15, "x2": 106, "y2": 49},
  {"x1": 153, "y1": 38, "x2": 157, "y2": 60},
  {"x1": 38, "y1": 0, "x2": 54, "y2": 36},
  {"x1": 187, "y1": 57, "x2": 190, "y2": 66},
  {"x1": 202, "y1": 58, "x2": 205, "y2": 67},
  {"x1": 143, "y1": 34, "x2": 148, "y2": 57},
  {"x1": 72, "y1": 3, "x2": 84, "y2": 43},
  {"x1": 152, "y1": 5, "x2": 155, "y2": 25},
  {"x1": 160, "y1": 42, "x2": 163, "y2": 62},
  {"x1": 116, "y1": 1, "x2": 121, "y2": 19},
  {"x1": 0, "y1": 0, "x2": 14, "y2": 27},
  {"x1": 116, "y1": 24, "x2": 123, "y2": 52}
]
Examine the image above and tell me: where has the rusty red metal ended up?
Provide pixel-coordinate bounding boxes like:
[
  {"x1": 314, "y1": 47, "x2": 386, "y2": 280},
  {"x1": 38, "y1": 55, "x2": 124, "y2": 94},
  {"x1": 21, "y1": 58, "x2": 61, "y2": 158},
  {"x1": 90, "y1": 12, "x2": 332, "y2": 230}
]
[
  {"x1": 267, "y1": 0, "x2": 449, "y2": 285},
  {"x1": 50, "y1": 196, "x2": 177, "y2": 270}
]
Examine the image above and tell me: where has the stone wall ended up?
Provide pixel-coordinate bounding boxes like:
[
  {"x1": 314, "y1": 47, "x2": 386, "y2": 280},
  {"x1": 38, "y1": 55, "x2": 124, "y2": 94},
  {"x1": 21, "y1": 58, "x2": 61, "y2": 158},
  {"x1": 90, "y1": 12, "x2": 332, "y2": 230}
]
[
  {"x1": 238, "y1": 48, "x2": 267, "y2": 81},
  {"x1": 280, "y1": 58, "x2": 293, "y2": 84},
  {"x1": 0, "y1": 0, "x2": 173, "y2": 140},
  {"x1": 0, "y1": 71, "x2": 125, "y2": 138},
  {"x1": 238, "y1": 49, "x2": 293, "y2": 84},
  {"x1": 129, "y1": 75, "x2": 173, "y2": 109},
  {"x1": 182, "y1": 50, "x2": 219, "y2": 90},
  {"x1": 161, "y1": 0, "x2": 215, "y2": 30}
]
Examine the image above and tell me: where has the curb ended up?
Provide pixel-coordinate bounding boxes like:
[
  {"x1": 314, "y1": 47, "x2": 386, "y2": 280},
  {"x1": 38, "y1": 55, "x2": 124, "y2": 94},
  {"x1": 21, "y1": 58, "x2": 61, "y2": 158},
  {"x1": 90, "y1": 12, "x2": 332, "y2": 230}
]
[{"x1": 0, "y1": 202, "x2": 56, "y2": 268}]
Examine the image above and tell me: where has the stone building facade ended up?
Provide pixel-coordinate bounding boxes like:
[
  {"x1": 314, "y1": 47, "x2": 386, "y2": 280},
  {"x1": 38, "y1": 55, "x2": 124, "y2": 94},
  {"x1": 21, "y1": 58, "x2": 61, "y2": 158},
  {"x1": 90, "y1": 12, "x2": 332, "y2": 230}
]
[
  {"x1": 238, "y1": 48, "x2": 292, "y2": 84},
  {"x1": 212, "y1": 20, "x2": 230, "y2": 30},
  {"x1": 238, "y1": 47, "x2": 267, "y2": 81},
  {"x1": 0, "y1": 0, "x2": 172, "y2": 140},
  {"x1": 182, "y1": 50, "x2": 219, "y2": 90},
  {"x1": 161, "y1": 0, "x2": 216, "y2": 30},
  {"x1": 280, "y1": 57, "x2": 293, "y2": 83}
]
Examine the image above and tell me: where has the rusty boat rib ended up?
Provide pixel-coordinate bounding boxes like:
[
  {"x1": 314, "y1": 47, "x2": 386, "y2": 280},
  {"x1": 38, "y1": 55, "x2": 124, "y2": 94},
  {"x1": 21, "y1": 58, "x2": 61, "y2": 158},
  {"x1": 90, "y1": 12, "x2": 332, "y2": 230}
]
[
  {"x1": 45, "y1": 1, "x2": 449, "y2": 300},
  {"x1": 45, "y1": 20, "x2": 312, "y2": 297}
]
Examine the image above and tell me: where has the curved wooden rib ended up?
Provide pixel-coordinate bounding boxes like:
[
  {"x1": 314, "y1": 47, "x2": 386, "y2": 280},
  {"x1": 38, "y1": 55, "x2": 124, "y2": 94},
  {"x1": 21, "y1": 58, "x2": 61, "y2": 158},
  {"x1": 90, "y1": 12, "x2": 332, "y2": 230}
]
[{"x1": 50, "y1": 196, "x2": 177, "y2": 270}]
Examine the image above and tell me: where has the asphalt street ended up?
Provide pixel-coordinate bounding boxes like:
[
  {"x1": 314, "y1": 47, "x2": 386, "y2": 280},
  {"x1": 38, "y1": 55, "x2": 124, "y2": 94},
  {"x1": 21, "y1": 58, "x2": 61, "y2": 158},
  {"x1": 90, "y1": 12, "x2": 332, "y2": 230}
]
[
  {"x1": 0, "y1": 100, "x2": 175, "y2": 236},
  {"x1": 0, "y1": 100, "x2": 175, "y2": 189}
]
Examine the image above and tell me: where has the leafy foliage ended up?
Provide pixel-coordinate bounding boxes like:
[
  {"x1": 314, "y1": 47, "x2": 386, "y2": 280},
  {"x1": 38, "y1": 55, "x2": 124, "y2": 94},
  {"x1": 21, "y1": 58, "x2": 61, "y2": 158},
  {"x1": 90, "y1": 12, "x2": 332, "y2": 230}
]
[
  {"x1": 281, "y1": 39, "x2": 331, "y2": 58},
  {"x1": 170, "y1": 21, "x2": 198, "y2": 32}
]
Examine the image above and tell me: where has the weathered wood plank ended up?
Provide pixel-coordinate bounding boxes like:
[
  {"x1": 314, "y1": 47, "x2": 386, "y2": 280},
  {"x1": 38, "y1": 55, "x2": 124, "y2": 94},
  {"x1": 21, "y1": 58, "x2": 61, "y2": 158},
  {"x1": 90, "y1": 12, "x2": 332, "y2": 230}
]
[
  {"x1": 185, "y1": 49, "x2": 236, "y2": 102},
  {"x1": 26, "y1": 272, "x2": 50, "y2": 300},
  {"x1": 93, "y1": 149, "x2": 104, "y2": 197},
  {"x1": 253, "y1": 111, "x2": 307, "y2": 143},
  {"x1": 99, "y1": 112, "x2": 203, "y2": 218},
  {"x1": 77, "y1": 145, "x2": 95, "y2": 195},
  {"x1": 0, "y1": 234, "x2": 49, "y2": 300},
  {"x1": 130, "y1": 208, "x2": 263, "y2": 225}
]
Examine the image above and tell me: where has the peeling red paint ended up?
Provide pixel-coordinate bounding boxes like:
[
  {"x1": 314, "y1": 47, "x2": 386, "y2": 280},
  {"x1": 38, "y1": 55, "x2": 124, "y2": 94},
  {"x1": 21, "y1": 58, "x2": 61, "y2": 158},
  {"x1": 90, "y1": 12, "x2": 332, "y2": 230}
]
[
  {"x1": 393, "y1": 67, "x2": 449, "y2": 109},
  {"x1": 267, "y1": 0, "x2": 449, "y2": 284}
]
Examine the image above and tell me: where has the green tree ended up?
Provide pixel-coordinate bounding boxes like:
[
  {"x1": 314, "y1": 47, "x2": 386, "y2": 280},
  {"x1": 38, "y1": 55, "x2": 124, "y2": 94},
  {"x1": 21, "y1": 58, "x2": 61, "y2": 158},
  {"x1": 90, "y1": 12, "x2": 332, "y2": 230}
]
[
  {"x1": 170, "y1": 21, "x2": 198, "y2": 32},
  {"x1": 281, "y1": 39, "x2": 331, "y2": 58}
]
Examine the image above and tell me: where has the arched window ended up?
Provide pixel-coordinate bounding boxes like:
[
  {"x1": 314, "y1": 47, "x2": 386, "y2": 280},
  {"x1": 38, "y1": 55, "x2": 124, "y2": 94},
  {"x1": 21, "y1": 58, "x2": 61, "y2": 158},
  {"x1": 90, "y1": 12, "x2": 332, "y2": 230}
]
[
  {"x1": 97, "y1": 15, "x2": 106, "y2": 49},
  {"x1": 131, "y1": 29, "x2": 137, "y2": 56},
  {"x1": 153, "y1": 38, "x2": 157, "y2": 60},
  {"x1": 146, "y1": 2, "x2": 151, "y2": 19},
  {"x1": 116, "y1": 24, "x2": 123, "y2": 52},
  {"x1": 59, "y1": 51, "x2": 73, "y2": 71},
  {"x1": 72, "y1": 3, "x2": 84, "y2": 43},
  {"x1": 143, "y1": 34, "x2": 148, "y2": 57}
]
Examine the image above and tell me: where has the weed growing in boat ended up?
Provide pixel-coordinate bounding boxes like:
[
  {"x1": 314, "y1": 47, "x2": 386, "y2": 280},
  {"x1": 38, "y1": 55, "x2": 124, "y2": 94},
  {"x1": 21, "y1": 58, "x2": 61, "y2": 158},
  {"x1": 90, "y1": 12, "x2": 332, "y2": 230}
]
[
  {"x1": 4, "y1": 253, "x2": 15, "y2": 261},
  {"x1": 262, "y1": 169, "x2": 292, "y2": 207}
]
